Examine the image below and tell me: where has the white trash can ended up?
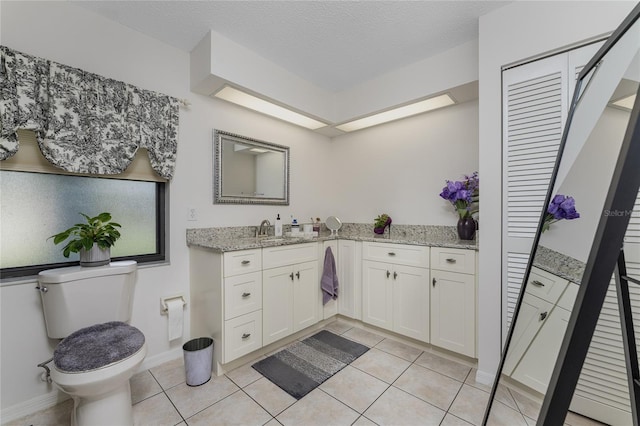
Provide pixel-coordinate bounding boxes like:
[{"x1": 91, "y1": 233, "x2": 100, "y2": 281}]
[{"x1": 183, "y1": 337, "x2": 213, "y2": 386}]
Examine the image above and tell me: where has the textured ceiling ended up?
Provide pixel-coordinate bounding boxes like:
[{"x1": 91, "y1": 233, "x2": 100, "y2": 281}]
[{"x1": 77, "y1": 1, "x2": 509, "y2": 92}]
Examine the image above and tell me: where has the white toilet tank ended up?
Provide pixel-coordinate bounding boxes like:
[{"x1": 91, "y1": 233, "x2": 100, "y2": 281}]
[{"x1": 38, "y1": 261, "x2": 138, "y2": 339}]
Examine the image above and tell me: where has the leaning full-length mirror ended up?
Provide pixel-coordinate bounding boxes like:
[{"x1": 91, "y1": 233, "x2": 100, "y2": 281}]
[
  {"x1": 486, "y1": 8, "x2": 640, "y2": 425},
  {"x1": 213, "y1": 129, "x2": 290, "y2": 205}
]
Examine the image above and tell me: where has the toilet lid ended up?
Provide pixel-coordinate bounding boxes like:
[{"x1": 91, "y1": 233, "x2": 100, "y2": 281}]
[{"x1": 54, "y1": 321, "x2": 145, "y2": 373}]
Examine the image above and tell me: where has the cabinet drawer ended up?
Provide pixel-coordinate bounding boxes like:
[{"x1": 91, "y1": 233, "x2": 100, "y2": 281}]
[
  {"x1": 224, "y1": 271, "x2": 262, "y2": 320},
  {"x1": 263, "y1": 243, "x2": 317, "y2": 269},
  {"x1": 430, "y1": 247, "x2": 475, "y2": 274},
  {"x1": 224, "y1": 249, "x2": 262, "y2": 277},
  {"x1": 224, "y1": 310, "x2": 263, "y2": 363},
  {"x1": 526, "y1": 267, "x2": 569, "y2": 304},
  {"x1": 362, "y1": 242, "x2": 429, "y2": 268}
]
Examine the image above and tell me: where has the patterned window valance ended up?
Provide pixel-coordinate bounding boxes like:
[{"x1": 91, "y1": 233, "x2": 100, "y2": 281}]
[{"x1": 0, "y1": 46, "x2": 179, "y2": 180}]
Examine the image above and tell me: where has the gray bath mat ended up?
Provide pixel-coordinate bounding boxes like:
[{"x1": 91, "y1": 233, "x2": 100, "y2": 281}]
[{"x1": 252, "y1": 330, "x2": 369, "y2": 399}]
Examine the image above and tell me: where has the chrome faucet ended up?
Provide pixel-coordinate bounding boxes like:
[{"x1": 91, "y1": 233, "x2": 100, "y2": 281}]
[{"x1": 258, "y1": 219, "x2": 271, "y2": 237}]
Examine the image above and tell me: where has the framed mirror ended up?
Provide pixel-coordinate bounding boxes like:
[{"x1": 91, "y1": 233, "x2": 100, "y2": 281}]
[
  {"x1": 213, "y1": 130, "x2": 290, "y2": 205},
  {"x1": 485, "y1": 5, "x2": 640, "y2": 425}
]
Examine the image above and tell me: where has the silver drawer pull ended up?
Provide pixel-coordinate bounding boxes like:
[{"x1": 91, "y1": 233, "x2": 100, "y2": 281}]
[
  {"x1": 241, "y1": 292, "x2": 251, "y2": 298},
  {"x1": 241, "y1": 260, "x2": 251, "y2": 265},
  {"x1": 446, "y1": 258, "x2": 457, "y2": 263},
  {"x1": 531, "y1": 280, "x2": 545, "y2": 287},
  {"x1": 242, "y1": 333, "x2": 251, "y2": 339},
  {"x1": 388, "y1": 252, "x2": 396, "y2": 256},
  {"x1": 539, "y1": 311, "x2": 548, "y2": 321}
]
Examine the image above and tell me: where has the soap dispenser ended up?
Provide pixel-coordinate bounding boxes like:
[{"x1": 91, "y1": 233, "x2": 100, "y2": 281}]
[{"x1": 275, "y1": 214, "x2": 283, "y2": 237}]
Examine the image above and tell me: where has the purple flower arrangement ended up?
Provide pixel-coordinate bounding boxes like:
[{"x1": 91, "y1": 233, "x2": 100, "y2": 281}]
[
  {"x1": 439, "y1": 172, "x2": 479, "y2": 219},
  {"x1": 542, "y1": 194, "x2": 580, "y2": 232}
]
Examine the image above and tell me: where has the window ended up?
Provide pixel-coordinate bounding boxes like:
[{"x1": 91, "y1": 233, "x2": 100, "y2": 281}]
[
  {"x1": 0, "y1": 170, "x2": 166, "y2": 278},
  {"x1": 0, "y1": 129, "x2": 168, "y2": 278}
]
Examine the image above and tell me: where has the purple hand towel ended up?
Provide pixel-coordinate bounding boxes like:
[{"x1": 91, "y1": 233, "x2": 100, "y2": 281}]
[{"x1": 321, "y1": 246, "x2": 339, "y2": 305}]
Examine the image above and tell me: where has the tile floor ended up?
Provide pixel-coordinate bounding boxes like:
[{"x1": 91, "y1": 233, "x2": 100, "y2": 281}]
[{"x1": 8, "y1": 320, "x2": 603, "y2": 426}]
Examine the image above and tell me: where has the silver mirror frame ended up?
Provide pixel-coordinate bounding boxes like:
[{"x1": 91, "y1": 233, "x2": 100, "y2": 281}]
[{"x1": 213, "y1": 129, "x2": 290, "y2": 205}]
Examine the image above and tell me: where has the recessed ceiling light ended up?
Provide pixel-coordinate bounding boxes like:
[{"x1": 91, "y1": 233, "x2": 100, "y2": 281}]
[
  {"x1": 336, "y1": 93, "x2": 456, "y2": 132},
  {"x1": 611, "y1": 93, "x2": 636, "y2": 110},
  {"x1": 214, "y1": 86, "x2": 327, "y2": 130}
]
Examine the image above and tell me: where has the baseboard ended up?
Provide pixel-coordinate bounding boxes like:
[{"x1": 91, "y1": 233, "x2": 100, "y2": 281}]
[
  {"x1": 474, "y1": 369, "x2": 496, "y2": 387},
  {"x1": 336, "y1": 315, "x2": 479, "y2": 368},
  {"x1": 0, "y1": 390, "x2": 69, "y2": 425},
  {"x1": 136, "y1": 346, "x2": 183, "y2": 373},
  {"x1": 1, "y1": 347, "x2": 183, "y2": 425}
]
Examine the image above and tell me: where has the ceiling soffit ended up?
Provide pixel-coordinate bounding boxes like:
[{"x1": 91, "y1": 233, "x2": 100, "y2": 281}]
[{"x1": 190, "y1": 30, "x2": 479, "y2": 133}]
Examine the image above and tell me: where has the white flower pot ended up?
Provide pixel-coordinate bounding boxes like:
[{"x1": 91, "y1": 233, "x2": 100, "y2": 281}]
[{"x1": 79, "y1": 244, "x2": 111, "y2": 267}]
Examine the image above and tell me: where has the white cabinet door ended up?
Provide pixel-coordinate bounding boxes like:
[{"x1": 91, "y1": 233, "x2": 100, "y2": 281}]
[
  {"x1": 502, "y1": 292, "x2": 554, "y2": 375},
  {"x1": 431, "y1": 270, "x2": 475, "y2": 356},
  {"x1": 363, "y1": 260, "x2": 429, "y2": 341},
  {"x1": 338, "y1": 240, "x2": 361, "y2": 320},
  {"x1": 294, "y1": 260, "x2": 319, "y2": 332},
  {"x1": 362, "y1": 260, "x2": 393, "y2": 331},
  {"x1": 262, "y1": 265, "x2": 294, "y2": 346},
  {"x1": 263, "y1": 260, "x2": 319, "y2": 345},
  {"x1": 512, "y1": 305, "x2": 571, "y2": 394},
  {"x1": 393, "y1": 264, "x2": 429, "y2": 343}
]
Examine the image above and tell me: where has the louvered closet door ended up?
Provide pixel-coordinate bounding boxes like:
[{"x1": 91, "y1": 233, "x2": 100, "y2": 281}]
[
  {"x1": 502, "y1": 54, "x2": 568, "y2": 341},
  {"x1": 501, "y1": 42, "x2": 603, "y2": 343},
  {"x1": 569, "y1": 189, "x2": 640, "y2": 425}
]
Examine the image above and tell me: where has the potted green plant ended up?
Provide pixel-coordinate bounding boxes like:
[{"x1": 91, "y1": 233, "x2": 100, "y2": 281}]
[
  {"x1": 374, "y1": 214, "x2": 392, "y2": 234},
  {"x1": 50, "y1": 212, "x2": 122, "y2": 267}
]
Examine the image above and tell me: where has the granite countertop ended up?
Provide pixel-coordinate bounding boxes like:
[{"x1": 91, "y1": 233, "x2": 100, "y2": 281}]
[
  {"x1": 533, "y1": 245, "x2": 585, "y2": 284},
  {"x1": 186, "y1": 223, "x2": 479, "y2": 253}
]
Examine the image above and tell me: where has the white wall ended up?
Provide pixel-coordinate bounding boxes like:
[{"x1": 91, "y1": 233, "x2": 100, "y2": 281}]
[
  {"x1": 0, "y1": 1, "x2": 479, "y2": 419},
  {"x1": 330, "y1": 100, "x2": 479, "y2": 225},
  {"x1": 0, "y1": 1, "x2": 334, "y2": 419},
  {"x1": 477, "y1": 0, "x2": 636, "y2": 383}
]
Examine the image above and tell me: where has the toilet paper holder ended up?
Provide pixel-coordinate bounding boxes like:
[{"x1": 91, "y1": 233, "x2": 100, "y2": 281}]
[{"x1": 160, "y1": 294, "x2": 186, "y2": 315}]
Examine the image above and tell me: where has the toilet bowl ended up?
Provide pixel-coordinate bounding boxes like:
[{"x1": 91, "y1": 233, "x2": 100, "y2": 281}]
[
  {"x1": 38, "y1": 262, "x2": 145, "y2": 426},
  {"x1": 50, "y1": 321, "x2": 146, "y2": 426}
]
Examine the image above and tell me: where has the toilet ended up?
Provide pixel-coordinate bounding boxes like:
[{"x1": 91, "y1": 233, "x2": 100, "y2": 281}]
[{"x1": 37, "y1": 261, "x2": 147, "y2": 426}]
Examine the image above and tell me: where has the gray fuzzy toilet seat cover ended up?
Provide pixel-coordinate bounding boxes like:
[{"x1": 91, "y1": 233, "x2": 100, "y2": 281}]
[{"x1": 54, "y1": 321, "x2": 145, "y2": 373}]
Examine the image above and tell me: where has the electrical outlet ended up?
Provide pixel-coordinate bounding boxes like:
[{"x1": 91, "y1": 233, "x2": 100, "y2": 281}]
[{"x1": 187, "y1": 208, "x2": 198, "y2": 221}]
